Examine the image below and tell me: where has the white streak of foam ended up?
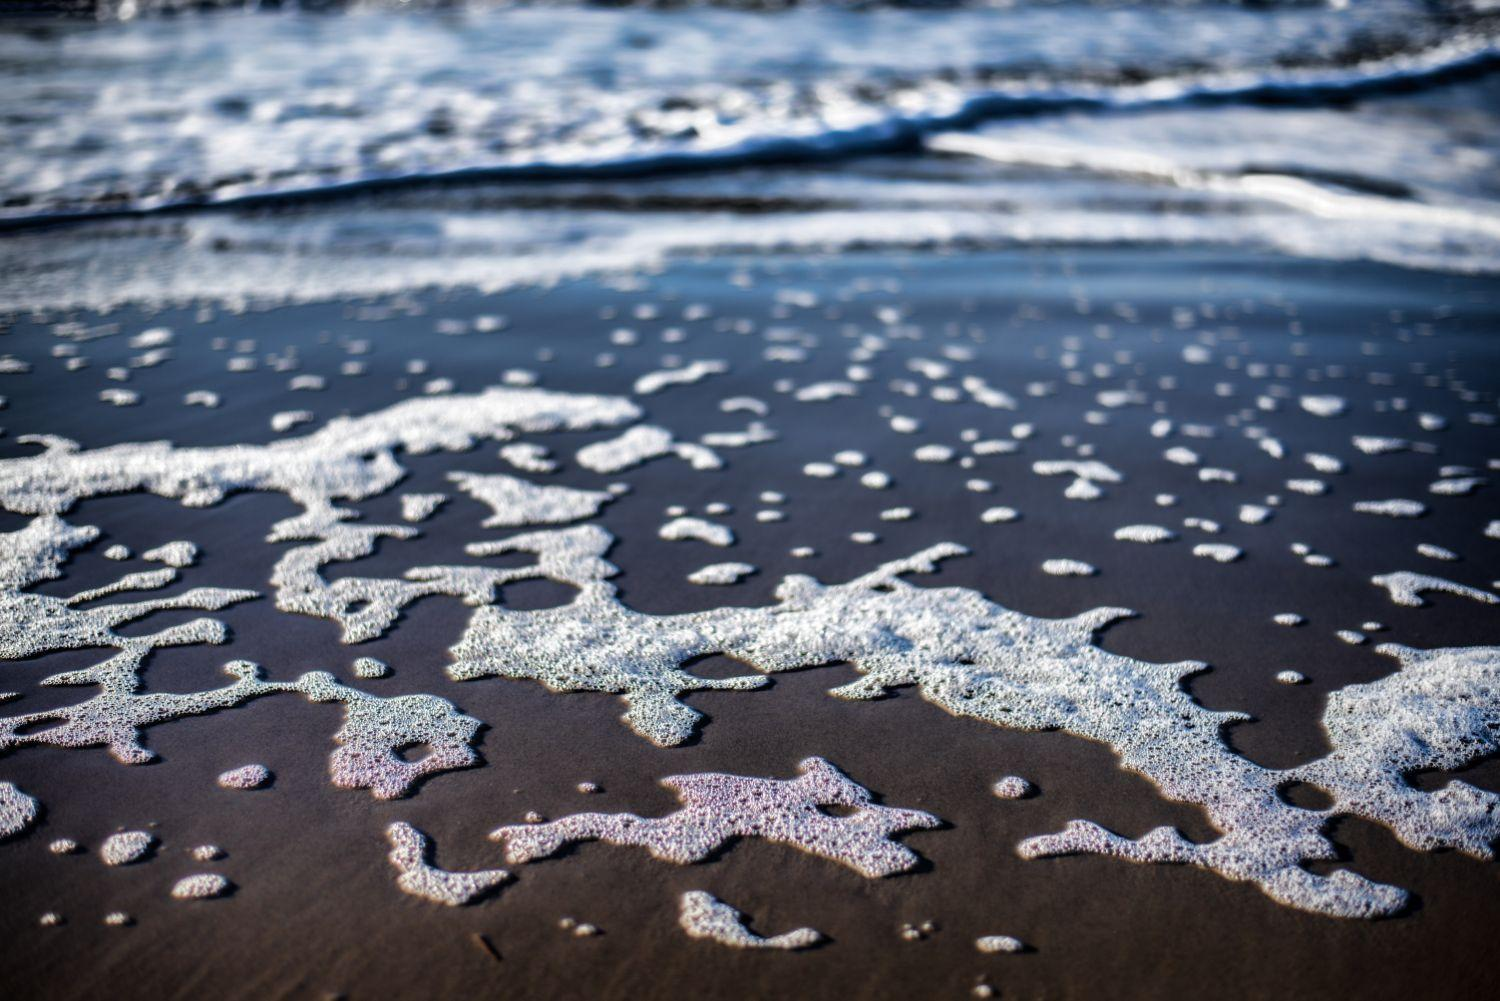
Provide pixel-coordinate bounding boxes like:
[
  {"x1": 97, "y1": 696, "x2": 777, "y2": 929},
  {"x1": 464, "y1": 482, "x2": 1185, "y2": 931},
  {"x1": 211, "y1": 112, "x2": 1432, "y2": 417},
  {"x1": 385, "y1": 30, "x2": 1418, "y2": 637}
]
[
  {"x1": 386, "y1": 822, "x2": 509, "y2": 907},
  {"x1": 634, "y1": 360, "x2": 728, "y2": 396},
  {"x1": 491, "y1": 757, "x2": 939, "y2": 878},
  {"x1": 688, "y1": 563, "x2": 756, "y2": 586},
  {"x1": 1370, "y1": 572, "x2": 1498, "y2": 608},
  {"x1": 1353, "y1": 499, "x2": 1427, "y2": 518},
  {"x1": 678, "y1": 891, "x2": 821, "y2": 951}
]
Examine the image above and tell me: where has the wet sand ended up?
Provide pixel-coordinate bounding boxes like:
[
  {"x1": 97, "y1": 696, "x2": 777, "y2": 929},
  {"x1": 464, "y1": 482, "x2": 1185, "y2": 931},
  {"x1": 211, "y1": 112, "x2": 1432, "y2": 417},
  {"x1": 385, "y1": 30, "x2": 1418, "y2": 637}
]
[{"x1": 1, "y1": 248, "x2": 1498, "y2": 1000}]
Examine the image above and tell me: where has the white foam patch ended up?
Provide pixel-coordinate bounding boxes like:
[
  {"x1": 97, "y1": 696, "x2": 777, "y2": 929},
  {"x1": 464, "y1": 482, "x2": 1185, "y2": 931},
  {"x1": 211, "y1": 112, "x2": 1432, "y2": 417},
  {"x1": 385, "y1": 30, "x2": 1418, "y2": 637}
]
[
  {"x1": 688, "y1": 563, "x2": 757, "y2": 586},
  {"x1": 1430, "y1": 476, "x2": 1484, "y2": 496},
  {"x1": 1042, "y1": 559, "x2": 1097, "y2": 577},
  {"x1": 449, "y1": 472, "x2": 615, "y2": 528},
  {"x1": 400, "y1": 493, "x2": 447, "y2": 523},
  {"x1": 1033, "y1": 460, "x2": 1122, "y2": 501},
  {"x1": 353, "y1": 656, "x2": 389, "y2": 679},
  {"x1": 498, "y1": 443, "x2": 558, "y2": 475},
  {"x1": 701, "y1": 422, "x2": 777, "y2": 449},
  {"x1": 386, "y1": 822, "x2": 510, "y2": 907},
  {"x1": 100, "y1": 831, "x2": 153, "y2": 866},
  {"x1": 1192, "y1": 543, "x2": 1243, "y2": 563},
  {"x1": 660, "y1": 517, "x2": 735, "y2": 548},
  {"x1": 794, "y1": 381, "x2": 858, "y2": 403},
  {"x1": 491, "y1": 757, "x2": 939, "y2": 878},
  {"x1": 456, "y1": 536, "x2": 1498, "y2": 918},
  {"x1": 217, "y1": 764, "x2": 271, "y2": 790},
  {"x1": 143, "y1": 542, "x2": 197, "y2": 568},
  {"x1": 634, "y1": 360, "x2": 728, "y2": 396},
  {"x1": 1114, "y1": 525, "x2": 1176, "y2": 544},
  {"x1": 575, "y1": 425, "x2": 723, "y2": 474},
  {"x1": 170, "y1": 873, "x2": 232, "y2": 900},
  {"x1": 0, "y1": 781, "x2": 39, "y2": 840},
  {"x1": 1305, "y1": 453, "x2": 1345, "y2": 474},
  {"x1": 1300, "y1": 395, "x2": 1348, "y2": 418},
  {"x1": 975, "y1": 935, "x2": 1026, "y2": 954},
  {"x1": 272, "y1": 410, "x2": 314, "y2": 434},
  {"x1": 1353, "y1": 436, "x2": 1409, "y2": 456},
  {"x1": 678, "y1": 891, "x2": 821, "y2": 950},
  {"x1": 1370, "y1": 572, "x2": 1499, "y2": 608},
  {"x1": 0, "y1": 388, "x2": 638, "y2": 517},
  {"x1": 1239, "y1": 505, "x2": 1273, "y2": 525},
  {"x1": 1353, "y1": 499, "x2": 1428, "y2": 518},
  {"x1": 991, "y1": 776, "x2": 1033, "y2": 800}
]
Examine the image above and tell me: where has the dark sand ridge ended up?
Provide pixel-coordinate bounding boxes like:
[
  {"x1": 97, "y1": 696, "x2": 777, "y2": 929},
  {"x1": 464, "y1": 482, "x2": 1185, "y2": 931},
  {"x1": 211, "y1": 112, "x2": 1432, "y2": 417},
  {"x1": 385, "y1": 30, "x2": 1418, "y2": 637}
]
[{"x1": 0, "y1": 249, "x2": 1497, "y2": 999}]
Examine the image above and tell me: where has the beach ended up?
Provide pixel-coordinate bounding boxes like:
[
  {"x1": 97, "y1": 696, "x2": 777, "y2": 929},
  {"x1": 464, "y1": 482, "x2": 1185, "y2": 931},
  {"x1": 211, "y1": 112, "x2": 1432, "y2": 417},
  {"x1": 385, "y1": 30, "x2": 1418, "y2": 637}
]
[
  {"x1": 2, "y1": 3, "x2": 1500, "y2": 999},
  {"x1": 1, "y1": 247, "x2": 1498, "y2": 998}
]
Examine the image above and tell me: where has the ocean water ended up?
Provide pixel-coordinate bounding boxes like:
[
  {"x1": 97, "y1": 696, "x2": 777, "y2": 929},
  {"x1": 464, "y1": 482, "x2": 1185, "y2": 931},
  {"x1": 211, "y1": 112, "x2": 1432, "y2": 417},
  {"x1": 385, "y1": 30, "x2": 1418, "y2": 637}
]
[{"x1": 1, "y1": 0, "x2": 1499, "y2": 310}]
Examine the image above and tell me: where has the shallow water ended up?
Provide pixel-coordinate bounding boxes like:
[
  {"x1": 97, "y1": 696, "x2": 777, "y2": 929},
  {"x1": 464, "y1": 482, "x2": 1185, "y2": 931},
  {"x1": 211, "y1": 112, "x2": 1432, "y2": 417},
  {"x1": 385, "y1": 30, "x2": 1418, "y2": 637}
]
[{"x1": 3, "y1": 0, "x2": 1500, "y2": 310}]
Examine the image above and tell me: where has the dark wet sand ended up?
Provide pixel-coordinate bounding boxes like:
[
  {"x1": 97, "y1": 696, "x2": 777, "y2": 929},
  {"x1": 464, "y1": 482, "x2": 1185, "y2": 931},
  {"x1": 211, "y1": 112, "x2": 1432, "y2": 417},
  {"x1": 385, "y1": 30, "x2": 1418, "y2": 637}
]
[{"x1": 1, "y1": 248, "x2": 1498, "y2": 1000}]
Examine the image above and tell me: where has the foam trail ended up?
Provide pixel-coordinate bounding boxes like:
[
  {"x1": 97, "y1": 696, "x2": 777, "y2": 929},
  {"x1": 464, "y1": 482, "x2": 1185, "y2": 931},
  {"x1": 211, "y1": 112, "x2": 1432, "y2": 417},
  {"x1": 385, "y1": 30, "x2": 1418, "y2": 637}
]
[{"x1": 491, "y1": 757, "x2": 940, "y2": 878}]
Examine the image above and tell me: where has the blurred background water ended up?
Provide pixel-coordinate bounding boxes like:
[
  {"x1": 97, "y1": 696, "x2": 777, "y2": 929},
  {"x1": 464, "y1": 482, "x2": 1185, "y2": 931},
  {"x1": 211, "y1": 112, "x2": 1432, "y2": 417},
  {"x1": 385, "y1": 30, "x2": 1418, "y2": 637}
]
[{"x1": 2, "y1": 0, "x2": 1498, "y2": 310}]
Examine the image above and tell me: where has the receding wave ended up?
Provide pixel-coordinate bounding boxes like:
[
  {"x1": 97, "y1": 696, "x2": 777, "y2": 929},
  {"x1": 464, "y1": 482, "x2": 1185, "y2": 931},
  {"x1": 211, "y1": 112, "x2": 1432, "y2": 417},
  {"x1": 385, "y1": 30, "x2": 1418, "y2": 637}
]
[
  {"x1": 3, "y1": 0, "x2": 1496, "y2": 225},
  {"x1": 3, "y1": 33, "x2": 1497, "y2": 229}
]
